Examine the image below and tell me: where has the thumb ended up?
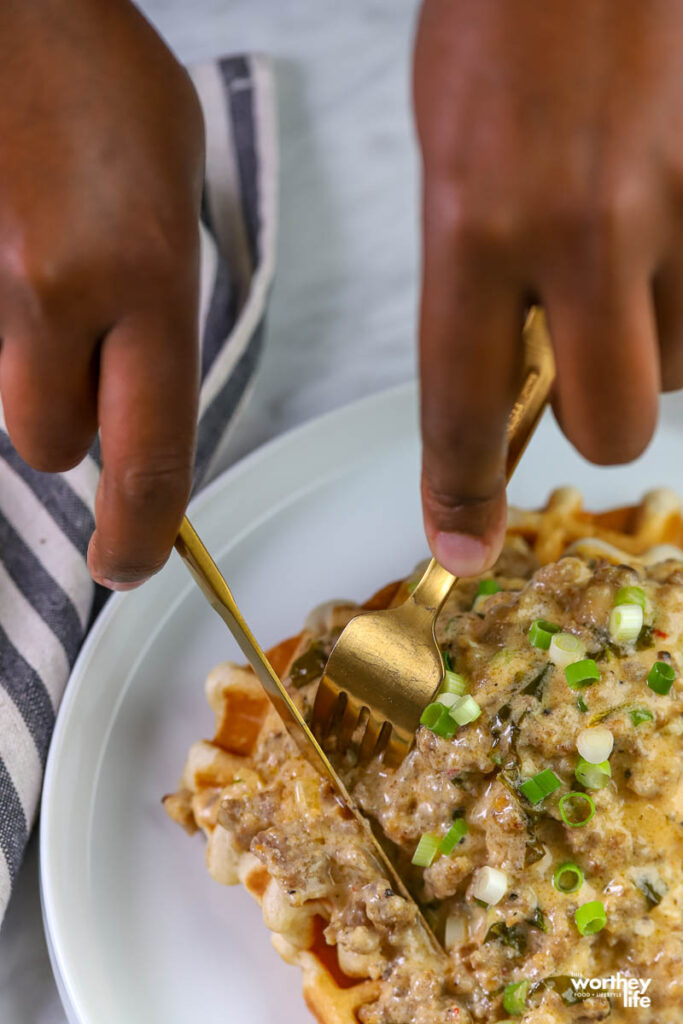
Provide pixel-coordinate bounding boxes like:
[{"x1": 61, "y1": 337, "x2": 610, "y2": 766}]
[{"x1": 418, "y1": 215, "x2": 523, "y2": 577}]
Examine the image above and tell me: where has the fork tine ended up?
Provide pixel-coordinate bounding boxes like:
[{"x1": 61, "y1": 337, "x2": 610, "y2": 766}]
[
  {"x1": 338, "y1": 696, "x2": 364, "y2": 752},
  {"x1": 311, "y1": 675, "x2": 339, "y2": 739},
  {"x1": 359, "y1": 710, "x2": 385, "y2": 761}
]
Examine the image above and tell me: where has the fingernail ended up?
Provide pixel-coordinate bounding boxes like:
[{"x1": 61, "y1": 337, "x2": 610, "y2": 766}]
[
  {"x1": 99, "y1": 577, "x2": 147, "y2": 592},
  {"x1": 434, "y1": 532, "x2": 492, "y2": 577}
]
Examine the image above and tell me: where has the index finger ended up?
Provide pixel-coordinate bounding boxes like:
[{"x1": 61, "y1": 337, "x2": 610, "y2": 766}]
[{"x1": 87, "y1": 308, "x2": 199, "y2": 589}]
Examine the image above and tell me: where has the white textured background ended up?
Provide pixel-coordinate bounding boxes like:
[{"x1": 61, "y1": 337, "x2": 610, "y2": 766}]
[{"x1": 0, "y1": 1, "x2": 423, "y2": 1019}]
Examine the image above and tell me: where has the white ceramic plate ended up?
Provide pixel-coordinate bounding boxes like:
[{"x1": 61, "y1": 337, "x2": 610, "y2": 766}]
[{"x1": 41, "y1": 382, "x2": 683, "y2": 1023}]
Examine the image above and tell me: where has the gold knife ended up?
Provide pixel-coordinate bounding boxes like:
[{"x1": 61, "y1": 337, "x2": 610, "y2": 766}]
[{"x1": 174, "y1": 517, "x2": 448, "y2": 960}]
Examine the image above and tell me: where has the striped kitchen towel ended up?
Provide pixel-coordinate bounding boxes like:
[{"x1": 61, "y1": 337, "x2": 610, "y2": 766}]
[{"x1": 0, "y1": 53, "x2": 277, "y2": 925}]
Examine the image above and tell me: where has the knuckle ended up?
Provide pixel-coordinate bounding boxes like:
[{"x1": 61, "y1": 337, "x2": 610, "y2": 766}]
[
  {"x1": 557, "y1": 181, "x2": 645, "y2": 251},
  {"x1": 118, "y1": 456, "x2": 192, "y2": 510},
  {"x1": 426, "y1": 179, "x2": 519, "y2": 253},
  {"x1": 423, "y1": 480, "x2": 499, "y2": 514},
  {"x1": 4, "y1": 243, "x2": 61, "y2": 312}
]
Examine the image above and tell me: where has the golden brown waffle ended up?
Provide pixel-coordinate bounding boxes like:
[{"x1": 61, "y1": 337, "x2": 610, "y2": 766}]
[
  {"x1": 164, "y1": 634, "x2": 383, "y2": 1024},
  {"x1": 164, "y1": 489, "x2": 683, "y2": 1024},
  {"x1": 507, "y1": 486, "x2": 683, "y2": 565}
]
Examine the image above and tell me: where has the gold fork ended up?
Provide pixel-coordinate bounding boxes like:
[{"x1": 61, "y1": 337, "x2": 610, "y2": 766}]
[{"x1": 312, "y1": 307, "x2": 555, "y2": 765}]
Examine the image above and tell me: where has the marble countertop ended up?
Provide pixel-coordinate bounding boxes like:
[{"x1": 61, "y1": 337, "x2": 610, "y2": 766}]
[{"x1": 0, "y1": 0, "x2": 422, "y2": 1019}]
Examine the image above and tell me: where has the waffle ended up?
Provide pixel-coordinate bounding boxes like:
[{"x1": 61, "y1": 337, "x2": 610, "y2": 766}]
[
  {"x1": 164, "y1": 638, "x2": 383, "y2": 1024},
  {"x1": 507, "y1": 486, "x2": 683, "y2": 565},
  {"x1": 164, "y1": 488, "x2": 683, "y2": 1024}
]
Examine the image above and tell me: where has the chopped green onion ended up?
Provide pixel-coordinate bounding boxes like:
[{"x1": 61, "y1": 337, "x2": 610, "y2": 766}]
[
  {"x1": 534, "y1": 768, "x2": 562, "y2": 795},
  {"x1": 440, "y1": 818, "x2": 468, "y2": 855},
  {"x1": 419, "y1": 702, "x2": 457, "y2": 739},
  {"x1": 519, "y1": 778, "x2": 543, "y2": 804},
  {"x1": 576, "y1": 697, "x2": 589, "y2": 713},
  {"x1": 411, "y1": 832, "x2": 441, "y2": 867},
  {"x1": 565, "y1": 659, "x2": 600, "y2": 689},
  {"x1": 420, "y1": 702, "x2": 444, "y2": 729},
  {"x1": 435, "y1": 691, "x2": 459, "y2": 709},
  {"x1": 442, "y1": 650, "x2": 453, "y2": 671},
  {"x1": 432, "y1": 712, "x2": 457, "y2": 740},
  {"x1": 647, "y1": 660, "x2": 675, "y2": 695},
  {"x1": 476, "y1": 579, "x2": 500, "y2": 597},
  {"x1": 614, "y1": 585, "x2": 646, "y2": 610},
  {"x1": 502, "y1": 979, "x2": 529, "y2": 1016},
  {"x1": 472, "y1": 865, "x2": 508, "y2": 905},
  {"x1": 520, "y1": 768, "x2": 562, "y2": 805},
  {"x1": 444, "y1": 914, "x2": 467, "y2": 949},
  {"x1": 609, "y1": 603, "x2": 643, "y2": 644},
  {"x1": 629, "y1": 706, "x2": 654, "y2": 726},
  {"x1": 553, "y1": 861, "x2": 584, "y2": 894},
  {"x1": 559, "y1": 791, "x2": 596, "y2": 828},
  {"x1": 576, "y1": 725, "x2": 613, "y2": 763},
  {"x1": 575, "y1": 757, "x2": 612, "y2": 790},
  {"x1": 574, "y1": 899, "x2": 607, "y2": 935},
  {"x1": 450, "y1": 694, "x2": 482, "y2": 726},
  {"x1": 549, "y1": 632, "x2": 586, "y2": 668},
  {"x1": 528, "y1": 618, "x2": 561, "y2": 650},
  {"x1": 440, "y1": 670, "x2": 467, "y2": 696}
]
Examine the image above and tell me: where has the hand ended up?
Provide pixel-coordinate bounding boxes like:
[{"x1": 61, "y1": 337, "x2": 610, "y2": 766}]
[
  {"x1": 414, "y1": 0, "x2": 683, "y2": 576},
  {"x1": 0, "y1": 0, "x2": 204, "y2": 589}
]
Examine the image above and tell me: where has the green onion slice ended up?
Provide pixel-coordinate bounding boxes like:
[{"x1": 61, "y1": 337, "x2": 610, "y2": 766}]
[
  {"x1": 450, "y1": 694, "x2": 482, "y2": 726},
  {"x1": 575, "y1": 899, "x2": 607, "y2": 935},
  {"x1": 575, "y1": 757, "x2": 611, "y2": 790},
  {"x1": 439, "y1": 818, "x2": 468, "y2": 855},
  {"x1": 549, "y1": 631, "x2": 586, "y2": 668},
  {"x1": 420, "y1": 702, "x2": 443, "y2": 729},
  {"x1": 502, "y1": 979, "x2": 529, "y2": 1015},
  {"x1": 442, "y1": 649, "x2": 453, "y2": 671},
  {"x1": 419, "y1": 702, "x2": 457, "y2": 740},
  {"x1": 647, "y1": 660, "x2": 675, "y2": 695},
  {"x1": 411, "y1": 831, "x2": 441, "y2": 867},
  {"x1": 614, "y1": 585, "x2": 646, "y2": 610},
  {"x1": 440, "y1": 670, "x2": 467, "y2": 696},
  {"x1": 553, "y1": 861, "x2": 584, "y2": 894},
  {"x1": 476, "y1": 579, "x2": 500, "y2": 597},
  {"x1": 576, "y1": 697, "x2": 589, "y2": 713},
  {"x1": 629, "y1": 706, "x2": 654, "y2": 726},
  {"x1": 559, "y1": 791, "x2": 596, "y2": 828},
  {"x1": 609, "y1": 603, "x2": 643, "y2": 644},
  {"x1": 528, "y1": 618, "x2": 561, "y2": 650},
  {"x1": 565, "y1": 659, "x2": 600, "y2": 689},
  {"x1": 520, "y1": 768, "x2": 562, "y2": 805}
]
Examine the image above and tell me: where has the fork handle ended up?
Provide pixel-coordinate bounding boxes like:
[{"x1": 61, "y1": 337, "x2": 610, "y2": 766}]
[{"x1": 411, "y1": 307, "x2": 554, "y2": 616}]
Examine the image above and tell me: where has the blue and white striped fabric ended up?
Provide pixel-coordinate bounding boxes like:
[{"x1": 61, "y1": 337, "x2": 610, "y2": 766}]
[{"x1": 0, "y1": 53, "x2": 277, "y2": 926}]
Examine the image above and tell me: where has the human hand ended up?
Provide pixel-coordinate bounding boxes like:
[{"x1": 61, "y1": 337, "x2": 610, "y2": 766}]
[
  {"x1": 414, "y1": 0, "x2": 682, "y2": 576},
  {"x1": 0, "y1": 0, "x2": 204, "y2": 589}
]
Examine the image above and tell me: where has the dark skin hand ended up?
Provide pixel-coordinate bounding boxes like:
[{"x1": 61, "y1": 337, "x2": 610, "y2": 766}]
[
  {"x1": 2, "y1": 1, "x2": 682, "y2": 589},
  {"x1": 415, "y1": 0, "x2": 683, "y2": 576},
  {"x1": 0, "y1": 0, "x2": 204, "y2": 589}
]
